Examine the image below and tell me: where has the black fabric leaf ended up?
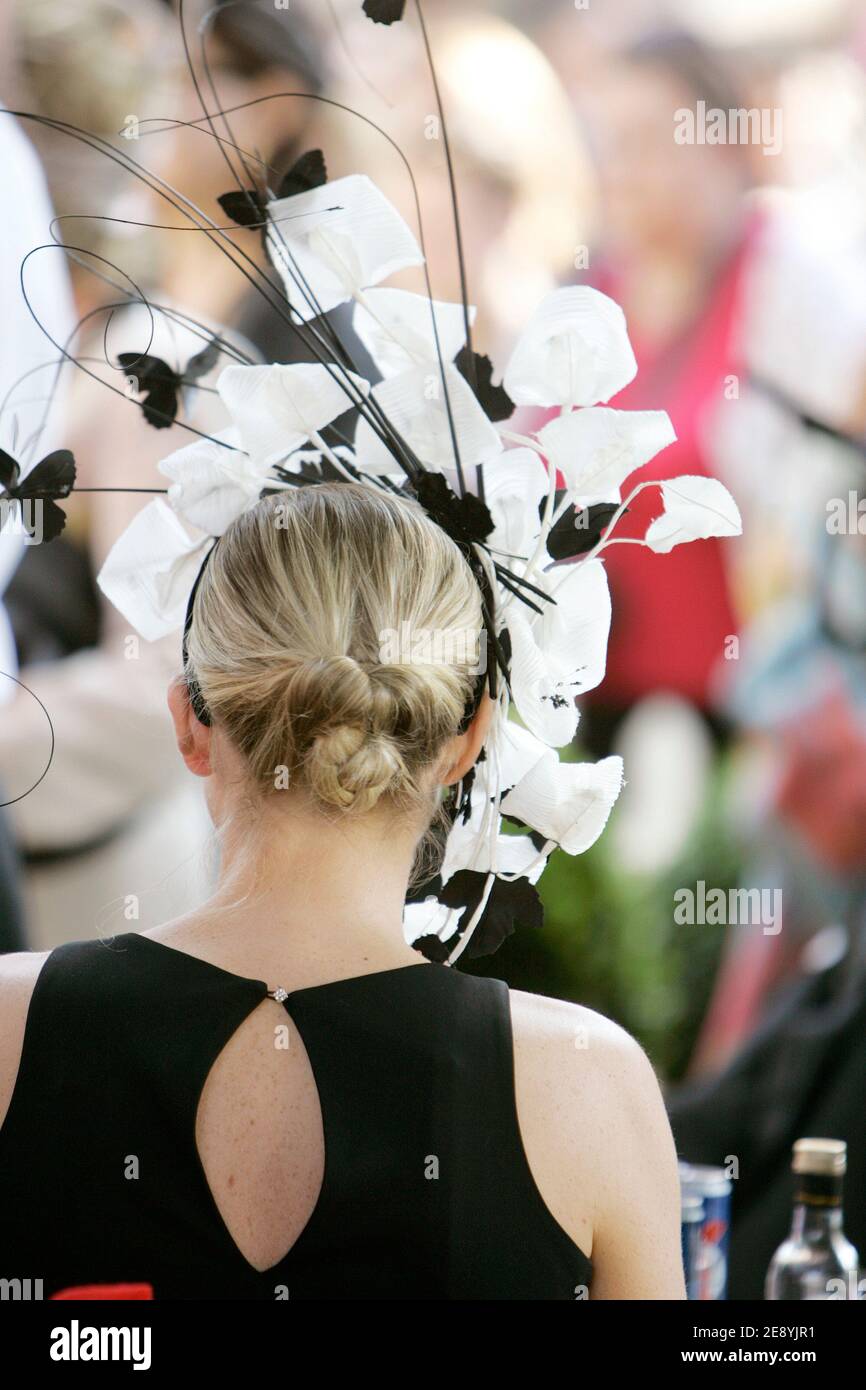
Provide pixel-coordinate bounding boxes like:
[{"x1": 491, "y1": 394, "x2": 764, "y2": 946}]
[
  {"x1": 0, "y1": 447, "x2": 76, "y2": 542},
  {"x1": 438, "y1": 869, "x2": 544, "y2": 959},
  {"x1": 412, "y1": 933, "x2": 453, "y2": 964},
  {"x1": 406, "y1": 875, "x2": 444, "y2": 910},
  {"x1": 362, "y1": 0, "x2": 406, "y2": 24},
  {"x1": 277, "y1": 149, "x2": 328, "y2": 199},
  {"x1": 546, "y1": 501, "x2": 622, "y2": 561},
  {"x1": 454, "y1": 347, "x2": 514, "y2": 423},
  {"x1": 414, "y1": 471, "x2": 494, "y2": 547},
  {"x1": 217, "y1": 189, "x2": 266, "y2": 229}
]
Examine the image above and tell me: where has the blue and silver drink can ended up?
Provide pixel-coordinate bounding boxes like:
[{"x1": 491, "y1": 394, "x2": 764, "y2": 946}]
[
  {"x1": 681, "y1": 1192, "x2": 704, "y2": 1300},
  {"x1": 680, "y1": 1163, "x2": 732, "y2": 1300}
]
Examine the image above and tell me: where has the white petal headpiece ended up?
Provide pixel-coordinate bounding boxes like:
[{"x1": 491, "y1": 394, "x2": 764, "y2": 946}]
[{"x1": 72, "y1": 154, "x2": 742, "y2": 963}]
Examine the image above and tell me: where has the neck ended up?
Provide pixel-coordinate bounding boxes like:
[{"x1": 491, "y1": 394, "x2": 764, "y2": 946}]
[
  {"x1": 179, "y1": 792, "x2": 427, "y2": 985},
  {"x1": 615, "y1": 222, "x2": 745, "y2": 345}
]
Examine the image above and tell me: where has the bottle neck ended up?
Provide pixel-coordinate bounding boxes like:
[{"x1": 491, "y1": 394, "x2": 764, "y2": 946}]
[{"x1": 791, "y1": 1172, "x2": 845, "y2": 1236}]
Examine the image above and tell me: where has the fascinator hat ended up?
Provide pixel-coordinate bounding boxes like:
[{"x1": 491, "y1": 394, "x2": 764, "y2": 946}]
[{"x1": 1, "y1": 0, "x2": 742, "y2": 963}]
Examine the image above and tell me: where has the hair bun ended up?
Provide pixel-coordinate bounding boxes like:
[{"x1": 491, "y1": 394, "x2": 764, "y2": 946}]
[
  {"x1": 300, "y1": 654, "x2": 406, "y2": 813},
  {"x1": 306, "y1": 722, "x2": 404, "y2": 814}
]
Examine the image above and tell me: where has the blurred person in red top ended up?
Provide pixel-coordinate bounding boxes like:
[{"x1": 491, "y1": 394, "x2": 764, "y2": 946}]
[{"x1": 527, "y1": 30, "x2": 758, "y2": 752}]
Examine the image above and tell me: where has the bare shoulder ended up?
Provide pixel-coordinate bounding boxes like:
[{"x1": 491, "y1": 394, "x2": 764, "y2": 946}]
[
  {"x1": 507, "y1": 988, "x2": 669, "y2": 1179},
  {"x1": 509, "y1": 986, "x2": 660, "y2": 1103},
  {"x1": 0, "y1": 950, "x2": 51, "y2": 1132},
  {"x1": 508, "y1": 988, "x2": 686, "y2": 1298}
]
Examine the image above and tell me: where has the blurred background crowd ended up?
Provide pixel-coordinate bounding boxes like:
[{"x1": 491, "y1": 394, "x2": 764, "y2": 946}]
[{"x1": 1, "y1": 0, "x2": 865, "y2": 1298}]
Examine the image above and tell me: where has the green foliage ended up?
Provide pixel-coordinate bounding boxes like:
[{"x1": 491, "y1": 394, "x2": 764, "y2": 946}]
[{"x1": 466, "y1": 752, "x2": 742, "y2": 1082}]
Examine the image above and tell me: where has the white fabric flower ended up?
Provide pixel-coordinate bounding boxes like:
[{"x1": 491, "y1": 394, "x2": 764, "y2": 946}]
[
  {"x1": 501, "y1": 753, "x2": 624, "y2": 854},
  {"x1": 352, "y1": 288, "x2": 475, "y2": 378},
  {"x1": 158, "y1": 428, "x2": 267, "y2": 535},
  {"x1": 435, "y1": 718, "x2": 551, "y2": 887},
  {"x1": 482, "y1": 447, "x2": 550, "y2": 562},
  {"x1": 506, "y1": 559, "x2": 612, "y2": 746},
  {"x1": 440, "y1": 813, "x2": 547, "y2": 886},
  {"x1": 217, "y1": 363, "x2": 369, "y2": 468},
  {"x1": 96, "y1": 499, "x2": 212, "y2": 641},
  {"x1": 538, "y1": 407, "x2": 676, "y2": 505},
  {"x1": 277, "y1": 443, "x2": 359, "y2": 477},
  {"x1": 353, "y1": 364, "x2": 502, "y2": 474},
  {"x1": 265, "y1": 175, "x2": 423, "y2": 320},
  {"x1": 504, "y1": 286, "x2": 638, "y2": 408},
  {"x1": 644, "y1": 475, "x2": 743, "y2": 553},
  {"x1": 497, "y1": 717, "x2": 555, "y2": 791}
]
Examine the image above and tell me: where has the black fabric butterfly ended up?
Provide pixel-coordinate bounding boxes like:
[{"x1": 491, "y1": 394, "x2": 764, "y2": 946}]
[
  {"x1": 117, "y1": 338, "x2": 222, "y2": 430},
  {"x1": 275, "y1": 149, "x2": 328, "y2": 200},
  {"x1": 363, "y1": 0, "x2": 406, "y2": 24},
  {"x1": 217, "y1": 149, "x2": 329, "y2": 248},
  {"x1": 216, "y1": 188, "x2": 267, "y2": 231},
  {"x1": 0, "y1": 447, "x2": 76, "y2": 543}
]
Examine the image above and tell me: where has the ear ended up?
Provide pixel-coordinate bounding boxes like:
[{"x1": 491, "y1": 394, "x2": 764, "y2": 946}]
[
  {"x1": 440, "y1": 693, "x2": 496, "y2": 787},
  {"x1": 167, "y1": 677, "x2": 213, "y2": 778}
]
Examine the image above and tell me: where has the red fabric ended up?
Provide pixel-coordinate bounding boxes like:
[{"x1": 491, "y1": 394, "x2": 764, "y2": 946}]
[
  {"x1": 688, "y1": 926, "x2": 786, "y2": 1078},
  {"x1": 774, "y1": 689, "x2": 866, "y2": 873},
  {"x1": 521, "y1": 224, "x2": 760, "y2": 709},
  {"x1": 50, "y1": 1283, "x2": 154, "y2": 1300}
]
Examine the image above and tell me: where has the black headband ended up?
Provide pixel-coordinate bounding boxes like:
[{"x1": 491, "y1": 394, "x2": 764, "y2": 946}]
[{"x1": 181, "y1": 544, "x2": 216, "y2": 728}]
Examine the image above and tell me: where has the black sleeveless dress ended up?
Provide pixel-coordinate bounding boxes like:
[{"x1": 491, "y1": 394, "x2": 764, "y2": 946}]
[{"x1": 0, "y1": 933, "x2": 594, "y2": 1300}]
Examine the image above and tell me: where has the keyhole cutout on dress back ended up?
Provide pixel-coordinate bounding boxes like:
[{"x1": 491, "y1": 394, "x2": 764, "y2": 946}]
[{"x1": 195, "y1": 998, "x2": 325, "y2": 1274}]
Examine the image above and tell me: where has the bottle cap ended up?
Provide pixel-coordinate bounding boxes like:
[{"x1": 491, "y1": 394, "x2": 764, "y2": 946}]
[{"x1": 792, "y1": 1138, "x2": 847, "y2": 1176}]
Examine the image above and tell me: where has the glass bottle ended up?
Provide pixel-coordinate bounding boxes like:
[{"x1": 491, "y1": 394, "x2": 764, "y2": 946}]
[{"x1": 765, "y1": 1138, "x2": 861, "y2": 1300}]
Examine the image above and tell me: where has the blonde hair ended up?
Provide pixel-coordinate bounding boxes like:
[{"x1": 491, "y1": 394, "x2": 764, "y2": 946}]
[{"x1": 185, "y1": 483, "x2": 485, "y2": 823}]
